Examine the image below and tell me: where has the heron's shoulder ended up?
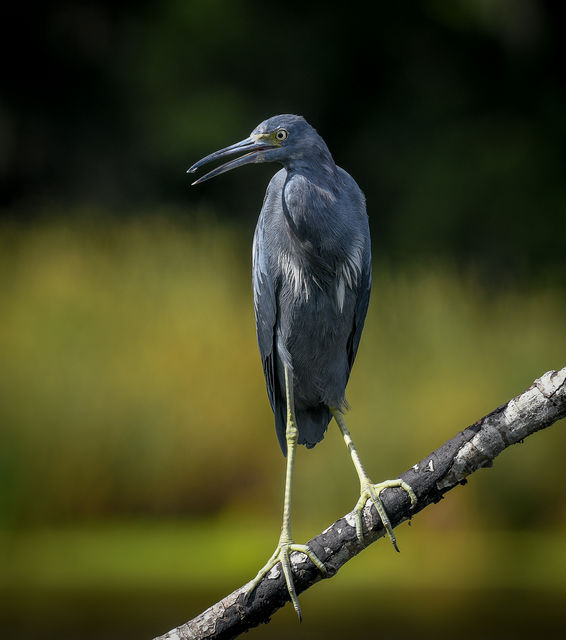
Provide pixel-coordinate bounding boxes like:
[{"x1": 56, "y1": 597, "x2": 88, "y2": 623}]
[
  {"x1": 267, "y1": 168, "x2": 287, "y2": 191},
  {"x1": 259, "y1": 168, "x2": 287, "y2": 215},
  {"x1": 283, "y1": 171, "x2": 338, "y2": 210}
]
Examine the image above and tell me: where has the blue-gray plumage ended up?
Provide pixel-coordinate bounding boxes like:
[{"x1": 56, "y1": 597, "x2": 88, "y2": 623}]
[
  {"x1": 188, "y1": 115, "x2": 415, "y2": 620},
  {"x1": 251, "y1": 116, "x2": 371, "y2": 455}
]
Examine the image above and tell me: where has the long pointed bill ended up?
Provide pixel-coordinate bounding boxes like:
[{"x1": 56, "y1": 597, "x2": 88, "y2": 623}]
[{"x1": 187, "y1": 136, "x2": 275, "y2": 185}]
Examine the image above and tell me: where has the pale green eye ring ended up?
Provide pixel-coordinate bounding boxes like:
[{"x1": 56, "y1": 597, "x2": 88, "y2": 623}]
[{"x1": 275, "y1": 129, "x2": 288, "y2": 141}]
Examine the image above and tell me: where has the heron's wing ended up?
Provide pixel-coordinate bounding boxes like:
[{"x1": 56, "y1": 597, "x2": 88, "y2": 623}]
[
  {"x1": 252, "y1": 215, "x2": 278, "y2": 411},
  {"x1": 346, "y1": 240, "x2": 372, "y2": 376}
]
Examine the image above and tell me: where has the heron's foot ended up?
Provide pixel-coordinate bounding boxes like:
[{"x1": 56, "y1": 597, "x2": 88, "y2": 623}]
[
  {"x1": 244, "y1": 538, "x2": 326, "y2": 620},
  {"x1": 354, "y1": 478, "x2": 417, "y2": 549}
]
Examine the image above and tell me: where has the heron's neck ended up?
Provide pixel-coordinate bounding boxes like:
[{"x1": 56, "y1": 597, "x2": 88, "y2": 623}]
[{"x1": 284, "y1": 143, "x2": 337, "y2": 186}]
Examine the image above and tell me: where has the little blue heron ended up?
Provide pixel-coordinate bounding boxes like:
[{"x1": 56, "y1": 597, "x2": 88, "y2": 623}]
[{"x1": 188, "y1": 115, "x2": 416, "y2": 619}]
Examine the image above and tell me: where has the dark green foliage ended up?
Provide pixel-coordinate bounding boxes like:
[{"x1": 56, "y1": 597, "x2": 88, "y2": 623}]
[{"x1": 2, "y1": 1, "x2": 565, "y2": 278}]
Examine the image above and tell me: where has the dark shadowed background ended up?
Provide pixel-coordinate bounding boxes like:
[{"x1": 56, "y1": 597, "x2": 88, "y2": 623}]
[{"x1": 1, "y1": 1, "x2": 566, "y2": 638}]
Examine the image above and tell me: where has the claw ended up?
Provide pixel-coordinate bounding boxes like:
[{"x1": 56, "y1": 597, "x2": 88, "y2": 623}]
[
  {"x1": 244, "y1": 541, "x2": 326, "y2": 620},
  {"x1": 354, "y1": 478, "x2": 417, "y2": 547}
]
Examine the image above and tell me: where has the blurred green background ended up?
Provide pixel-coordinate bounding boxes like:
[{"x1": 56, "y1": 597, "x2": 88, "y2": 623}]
[{"x1": 1, "y1": 1, "x2": 566, "y2": 638}]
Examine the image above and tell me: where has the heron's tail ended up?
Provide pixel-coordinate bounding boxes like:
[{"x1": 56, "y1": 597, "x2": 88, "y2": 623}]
[{"x1": 275, "y1": 403, "x2": 331, "y2": 456}]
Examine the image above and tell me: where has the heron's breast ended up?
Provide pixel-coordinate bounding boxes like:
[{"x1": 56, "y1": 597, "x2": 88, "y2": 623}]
[{"x1": 277, "y1": 250, "x2": 361, "y2": 314}]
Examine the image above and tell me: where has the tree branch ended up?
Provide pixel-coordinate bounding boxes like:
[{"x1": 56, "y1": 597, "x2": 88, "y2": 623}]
[{"x1": 154, "y1": 367, "x2": 566, "y2": 640}]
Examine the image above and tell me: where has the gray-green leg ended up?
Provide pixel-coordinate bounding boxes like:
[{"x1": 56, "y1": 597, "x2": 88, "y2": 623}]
[
  {"x1": 244, "y1": 365, "x2": 326, "y2": 620},
  {"x1": 331, "y1": 408, "x2": 417, "y2": 549}
]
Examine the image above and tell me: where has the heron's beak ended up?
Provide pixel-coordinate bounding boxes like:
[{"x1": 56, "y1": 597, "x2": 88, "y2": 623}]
[{"x1": 187, "y1": 136, "x2": 276, "y2": 185}]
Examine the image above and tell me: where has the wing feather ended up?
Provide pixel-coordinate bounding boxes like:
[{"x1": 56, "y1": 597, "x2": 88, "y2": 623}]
[
  {"x1": 346, "y1": 237, "x2": 372, "y2": 376},
  {"x1": 252, "y1": 215, "x2": 278, "y2": 412}
]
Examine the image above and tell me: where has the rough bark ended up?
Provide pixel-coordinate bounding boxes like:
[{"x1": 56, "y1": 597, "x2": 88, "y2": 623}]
[{"x1": 154, "y1": 367, "x2": 566, "y2": 640}]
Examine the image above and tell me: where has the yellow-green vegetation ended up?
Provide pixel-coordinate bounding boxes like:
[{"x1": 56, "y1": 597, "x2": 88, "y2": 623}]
[
  {"x1": 1, "y1": 215, "x2": 565, "y2": 526},
  {"x1": 3, "y1": 519, "x2": 566, "y2": 592},
  {"x1": 1, "y1": 216, "x2": 565, "y2": 637}
]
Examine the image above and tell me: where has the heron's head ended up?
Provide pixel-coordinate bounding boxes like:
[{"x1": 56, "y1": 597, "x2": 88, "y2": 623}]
[{"x1": 188, "y1": 114, "x2": 330, "y2": 185}]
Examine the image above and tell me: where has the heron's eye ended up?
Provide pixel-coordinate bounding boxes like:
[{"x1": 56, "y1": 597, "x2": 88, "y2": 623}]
[{"x1": 275, "y1": 129, "x2": 288, "y2": 141}]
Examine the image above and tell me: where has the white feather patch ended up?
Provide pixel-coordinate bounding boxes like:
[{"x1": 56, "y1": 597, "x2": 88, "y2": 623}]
[
  {"x1": 336, "y1": 276, "x2": 345, "y2": 312},
  {"x1": 278, "y1": 251, "x2": 311, "y2": 300}
]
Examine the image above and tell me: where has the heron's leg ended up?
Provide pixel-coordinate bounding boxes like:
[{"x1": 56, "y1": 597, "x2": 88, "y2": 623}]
[
  {"x1": 330, "y1": 408, "x2": 417, "y2": 549},
  {"x1": 244, "y1": 365, "x2": 326, "y2": 620}
]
